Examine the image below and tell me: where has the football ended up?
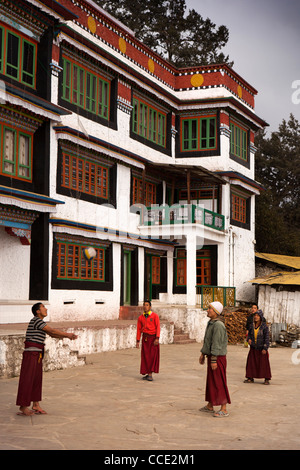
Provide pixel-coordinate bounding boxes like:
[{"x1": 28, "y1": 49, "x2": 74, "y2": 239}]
[{"x1": 83, "y1": 246, "x2": 97, "y2": 261}]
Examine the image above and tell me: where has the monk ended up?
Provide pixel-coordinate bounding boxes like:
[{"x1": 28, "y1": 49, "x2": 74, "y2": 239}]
[
  {"x1": 244, "y1": 309, "x2": 272, "y2": 384},
  {"x1": 16, "y1": 302, "x2": 78, "y2": 416},
  {"x1": 136, "y1": 300, "x2": 160, "y2": 381},
  {"x1": 199, "y1": 301, "x2": 231, "y2": 417}
]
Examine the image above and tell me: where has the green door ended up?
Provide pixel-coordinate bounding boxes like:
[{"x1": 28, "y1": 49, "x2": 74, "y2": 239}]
[{"x1": 123, "y1": 250, "x2": 131, "y2": 305}]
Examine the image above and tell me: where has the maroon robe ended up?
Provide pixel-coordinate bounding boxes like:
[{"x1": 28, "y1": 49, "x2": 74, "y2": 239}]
[
  {"x1": 16, "y1": 342, "x2": 44, "y2": 407},
  {"x1": 245, "y1": 348, "x2": 272, "y2": 380},
  {"x1": 205, "y1": 355, "x2": 231, "y2": 406},
  {"x1": 140, "y1": 334, "x2": 160, "y2": 375}
]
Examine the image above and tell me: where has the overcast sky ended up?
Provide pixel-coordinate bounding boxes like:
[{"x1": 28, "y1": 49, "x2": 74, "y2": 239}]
[{"x1": 185, "y1": 0, "x2": 300, "y2": 133}]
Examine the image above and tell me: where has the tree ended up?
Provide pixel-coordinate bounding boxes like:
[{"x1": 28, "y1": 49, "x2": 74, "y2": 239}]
[
  {"x1": 98, "y1": 0, "x2": 232, "y2": 67},
  {"x1": 255, "y1": 114, "x2": 300, "y2": 255}
]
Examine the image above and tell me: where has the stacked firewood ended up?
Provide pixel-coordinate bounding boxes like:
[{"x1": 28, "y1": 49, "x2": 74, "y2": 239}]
[
  {"x1": 221, "y1": 308, "x2": 249, "y2": 344},
  {"x1": 278, "y1": 325, "x2": 300, "y2": 347}
]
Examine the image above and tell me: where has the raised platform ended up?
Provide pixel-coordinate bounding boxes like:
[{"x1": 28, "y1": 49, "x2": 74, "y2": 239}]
[{"x1": 0, "y1": 319, "x2": 174, "y2": 378}]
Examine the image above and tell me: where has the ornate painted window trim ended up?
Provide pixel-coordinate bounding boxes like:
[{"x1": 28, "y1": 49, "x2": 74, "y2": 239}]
[
  {"x1": 0, "y1": 22, "x2": 37, "y2": 88},
  {"x1": 230, "y1": 119, "x2": 249, "y2": 163},
  {"x1": 61, "y1": 51, "x2": 111, "y2": 120},
  {"x1": 132, "y1": 95, "x2": 167, "y2": 148},
  {"x1": 180, "y1": 115, "x2": 217, "y2": 152}
]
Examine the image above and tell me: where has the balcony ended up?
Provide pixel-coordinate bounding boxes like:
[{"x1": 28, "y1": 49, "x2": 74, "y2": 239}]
[{"x1": 140, "y1": 204, "x2": 225, "y2": 231}]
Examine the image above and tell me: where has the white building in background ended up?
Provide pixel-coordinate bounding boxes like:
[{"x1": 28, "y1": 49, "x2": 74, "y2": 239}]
[{"x1": 0, "y1": 0, "x2": 267, "y2": 324}]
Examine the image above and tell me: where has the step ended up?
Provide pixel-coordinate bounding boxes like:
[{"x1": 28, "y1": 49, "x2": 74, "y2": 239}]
[
  {"x1": 173, "y1": 339, "x2": 197, "y2": 344},
  {"x1": 173, "y1": 328, "x2": 196, "y2": 344},
  {"x1": 119, "y1": 305, "x2": 143, "y2": 320}
]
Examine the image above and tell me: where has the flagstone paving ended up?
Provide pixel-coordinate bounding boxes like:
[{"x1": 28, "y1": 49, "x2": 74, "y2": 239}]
[{"x1": 0, "y1": 343, "x2": 299, "y2": 450}]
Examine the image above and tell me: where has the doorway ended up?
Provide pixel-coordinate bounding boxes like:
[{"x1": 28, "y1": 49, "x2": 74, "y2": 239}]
[{"x1": 123, "y1": 250, "x2": 131, "y2": 305}]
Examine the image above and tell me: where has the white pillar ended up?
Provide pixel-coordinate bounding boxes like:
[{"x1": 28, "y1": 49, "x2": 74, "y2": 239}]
[
  {"x1": 138, "y1": 247, "x2": 144, "y2": 303},
  {"x1": 186, "y1": 231, "x2": 197, "y2": 306}
]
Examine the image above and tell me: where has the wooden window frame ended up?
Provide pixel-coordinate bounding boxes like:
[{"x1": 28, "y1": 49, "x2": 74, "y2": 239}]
[
  {"x1": 132, "y1": 96, "x2": 166, "y2": 148},
  {"x1": 0, "y1": 23, "x2": 37, "y2": 88},
  {"x1": 61, "y1": 151, "x2": 109, "y2": 199},
  {"x1": 181, "y1": 116, "x2": 217, "y2": 152},
  {"x1": 1, "y1": 123, "x2": 33, "y2": 181},
  {"x1": 57, "y1": 241, "x2": 105, "y2": 282},
  {"x1": 62, "y1": 55, "x2": 110, "y2": 120},
  {"x1": 152, "y1": 256, "x2": 161, "y2": 285},
  {"x1": 176, "y1": 249, "x2": 187, "y2": 286},
  {"x1": 231, "y1": 193, "x2": 247, "y2": 224},
  {"x1": 179, "y1": 187, "x2": 217, "y2": 201},
  {"x1": 132, "y1": 176, "x2": 157, "y2": 206},
  {"x1": 230, "y1": 121, "x2": 248, "y2": 161},
  {"x1": 196, "y1": 249, "x2": 211, "y2": 286}
]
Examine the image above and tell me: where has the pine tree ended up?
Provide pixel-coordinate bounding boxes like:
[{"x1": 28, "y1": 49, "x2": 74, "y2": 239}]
[
  {"x1": 99, "y1": 0, "x2": 232, "y2": 67},
  {"x1": 255, "y1": 114, "x2": 300, "y2": 255}
]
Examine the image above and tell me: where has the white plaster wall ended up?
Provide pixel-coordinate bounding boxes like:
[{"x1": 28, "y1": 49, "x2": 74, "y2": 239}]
[
  {"x1": 216, "y1": 241, "x2": 229, "y2": 287},
  {"x1": 231, "y1": 228, "x2": 256, "y2": 302},
  {"x1": 0, "y1": 321, "x2": 174, "y2": 377},
  {"x1": 138, "y1": 247, "x2": 144, "y2": 303},
  {"x1": 59, "y1": 110, "x2": 173, "y2": 167},
  {"x1": 48, "y1": 288, "x2": 120, "y2": 322},
  {"x1": 156, "y1": 305, "x2": 209, "y2": 342},
  {"x1": 176, "y1": 135, "x2": 255, "y2": 182},
  {"x1": 48, "y1": 242, "x2": 121, "y2": 322},
  {"x1": 221, "y1": 185, "x2": 256, "y2": 302},
  {"x1": 0, "y1": 228, "x2": 30, "y2": 301}
]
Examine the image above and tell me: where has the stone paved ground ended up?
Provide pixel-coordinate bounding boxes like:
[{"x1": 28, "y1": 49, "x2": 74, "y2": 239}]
[{"x1": 0, "y1": 343, "x2": 299, "y2": 451}]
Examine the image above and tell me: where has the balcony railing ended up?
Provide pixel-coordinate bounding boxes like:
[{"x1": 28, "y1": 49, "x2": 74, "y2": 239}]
[
  {"x1": 196, "y1": 285, "x2": 236, "y2": 309},
  {"x1": 140, "y1": 204, "x2": 225, "y2": 231}
]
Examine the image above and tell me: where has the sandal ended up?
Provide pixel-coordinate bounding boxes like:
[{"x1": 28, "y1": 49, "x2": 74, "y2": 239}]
[
  {"x1": 199, "y1": 406, "x2": 214, "y2": 413},
  {"x1": 32, "y1": 407, "x2": 47, "y2": 414},
  {"x1": 264, "y1": 379, "x2": 270, "y2": 385},
  {"x1": 213, "y1": 410, "x2": 229, "y2": 418},
  {"x1": 243, "y1": 378, "x2": 254, "y2": 383}
]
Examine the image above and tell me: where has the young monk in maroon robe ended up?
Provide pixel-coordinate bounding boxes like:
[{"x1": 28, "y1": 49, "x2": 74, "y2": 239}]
[
  {"x1": 136, "y1": 300, "x2": 160, "y2": 381},
  {"x1": 199, "y1": 301, "x2": 231, "y2": 417},
  {"x1": 16, "y1": 302, "x2": 78, "y2": 416}
]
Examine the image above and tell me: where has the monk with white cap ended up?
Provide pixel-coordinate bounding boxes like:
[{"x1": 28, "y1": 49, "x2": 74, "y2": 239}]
[{"x1": 199, "y1": 301, "x2": 231, "y2": 417}]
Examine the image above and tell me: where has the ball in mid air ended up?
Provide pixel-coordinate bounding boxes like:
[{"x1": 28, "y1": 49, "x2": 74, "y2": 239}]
[{"x1": 83, "y1": 246, "x2": 96, "y2": 261}]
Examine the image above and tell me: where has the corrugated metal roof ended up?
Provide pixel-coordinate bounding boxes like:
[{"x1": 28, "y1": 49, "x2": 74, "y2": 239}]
[
  {"x1": 250, "y1": 271, "x2": 300, "y2": 286},
  {"x1": 255, "y1": 252, "x2": 300, "y2": 270}
]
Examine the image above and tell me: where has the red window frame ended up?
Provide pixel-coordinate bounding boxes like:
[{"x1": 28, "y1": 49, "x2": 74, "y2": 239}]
[
  {"x1": 196, "y1": 249, "x2": 211, "y2": 286},
  {"x1": 232, "y1": 193, "x2": 246, "y2": 224},
  {"x1": 61, "y1": 152, "x2": 108, "y2": 199},
  {"x1": 152, "y1": 256, "x2": 160, "y2": 284},
  {"x1": 176, "y1": 249, "x2": 186, "y2": 286},
  {"x1": 132, "y1": 176, "x2": 156, "y2": 206},
  {"x1": 57, "y1": 241, "x2": 105, "y2": 281}
]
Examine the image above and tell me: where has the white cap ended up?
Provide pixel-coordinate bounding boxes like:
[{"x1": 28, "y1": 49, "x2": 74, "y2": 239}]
[{"x1": 209, "y1": 301, "x2": 223, "y2": 315}]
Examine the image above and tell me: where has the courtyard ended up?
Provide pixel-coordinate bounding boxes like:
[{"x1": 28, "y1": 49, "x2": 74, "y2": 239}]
[{"x1": 0, "y1": 342, "x2": 299, "y2": 451}]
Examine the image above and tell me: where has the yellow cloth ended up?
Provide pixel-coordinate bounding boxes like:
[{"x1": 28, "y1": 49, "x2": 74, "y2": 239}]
[{"x1": 254, "y1": 326, "x2": 259, "y2": 343}]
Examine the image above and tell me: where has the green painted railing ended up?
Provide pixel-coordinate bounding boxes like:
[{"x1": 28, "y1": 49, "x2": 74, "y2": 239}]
[
  {"x1": 196, "y1": 285, "x2": 236, "y2": 309},
  {"x1": 141, "y1": 205, "x2": 225, "y2": 231}
]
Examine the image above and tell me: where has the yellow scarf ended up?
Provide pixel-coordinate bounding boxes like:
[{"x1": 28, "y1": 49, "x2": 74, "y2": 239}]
[{"x1": 254, "y1": 326, "x2": 259, "y2": 343}]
